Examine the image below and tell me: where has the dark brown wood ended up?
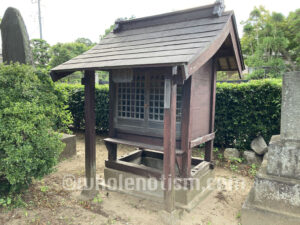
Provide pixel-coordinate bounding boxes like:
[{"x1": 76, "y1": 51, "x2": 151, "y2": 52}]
[
  {"x1": 189, "y1": 60, "x2": 213, "y2": 140},
  {"x1": 105, "y1": 160, "x2": 161, "y2": 179},
  {"x1": 229, "y1": 18, "x2": 243, "y2": 76},
  {"x1": 118, "y1": 150, "x2": 143, "y2": 162},
  {"x1": 104, "y1": 137, "x2": 184, "y2": 155},
  {"x1": 104, "y1": 141, "x2": 117, "y2": 161},
  {"x1": 83, "y1": 70, "x2": 96, "y2": 189},
  {"x1": 181, "y1": 76, "x2": 192, "y2": 177},
  {"x1": 163, "y1": 76, "x2": 177, "y2": 212},
  {"x1": 108, "y1": 72, "x2": 116, "y2": 137},
  {"x1": 205, "y1": 58, "x2": 217, "y2": 162},
  {"x1": 190, "y1": 132, "x2": 215, "y2": 148}
]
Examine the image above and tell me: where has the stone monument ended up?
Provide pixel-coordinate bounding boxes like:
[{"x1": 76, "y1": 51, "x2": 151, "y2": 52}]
[
  {"x1": 0, "y1": 7, "x2": 33, "y2": 64},
  {"x1": 242, "y1": 71, "x2": 300, "y2": 225}
]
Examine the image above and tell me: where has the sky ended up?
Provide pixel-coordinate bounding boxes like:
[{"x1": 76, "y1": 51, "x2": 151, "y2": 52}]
[{"x1": 0, "y1": 0, "x2": 299, "y2": 46}]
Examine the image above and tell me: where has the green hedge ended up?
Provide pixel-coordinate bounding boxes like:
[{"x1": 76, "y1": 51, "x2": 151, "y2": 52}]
[
  {"x1": 215, "y1": 79, "x2": 282, "y2": 149},
  {"x1": 55, "y1": 83, "x2": 109, "y2": 133},
  {"x1": 56, "y1": 79, "x2": 282, "y2": 149}
]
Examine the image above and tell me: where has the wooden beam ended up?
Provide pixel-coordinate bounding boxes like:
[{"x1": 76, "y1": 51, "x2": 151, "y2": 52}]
[
  {"x1": 229, "y1": 21, "x2": 243, "y2": 77},
  {"x1": 188, "y1": 17, "x2": 232, "y2": 75},
  {"x1": 205, "y1": 59, "x2": 217, "y2": 162},
  {"x1": 104, "y1": 141, "x2": 117, "y2": 161},
  {"x1": 190, "y1": 132, "x2": 215, "y2": 148},
  {"x1": 118, "y1": 149, "x2": 142, "y2": 162},
  {"x1": 181, "y1": 77, "x2": 192, "y2": 177},
  {"x1": 83, "y1": 70, "x2": 96, "y2": 189},
  {"x1": 103, "y1": 137, "x2": 184, "y2": 155},
  {"x1": 163, "y1": 76, "x2": 177, "y2": 213},
  {"x1": 105, "y1": 160, "x2": 161, "y2": 179},
  {"x1": 108, "y1": 72, "x2": 116, "y2": 137}
]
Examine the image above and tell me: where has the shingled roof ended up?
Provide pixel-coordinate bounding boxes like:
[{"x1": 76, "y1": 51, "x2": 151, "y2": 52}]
[{"x1": 51, "y1": 1, "x2": 244, "y2": 81}]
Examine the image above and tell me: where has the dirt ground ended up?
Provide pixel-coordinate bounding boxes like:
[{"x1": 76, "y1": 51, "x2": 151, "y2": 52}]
[{"x1": 0, "y1": 133, "x2": 253, "y2": 225}]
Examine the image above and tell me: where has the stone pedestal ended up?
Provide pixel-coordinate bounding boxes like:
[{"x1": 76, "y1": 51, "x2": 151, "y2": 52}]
[
  {"x1": 60, "y1": 134, "x2": 76, "y2": 161},
  {"x1": 242, "y1": 155, "x2": 300, "y2": 225},
  {"x1": 242, "y1": 72, "x2": 300, "y2": 225}
]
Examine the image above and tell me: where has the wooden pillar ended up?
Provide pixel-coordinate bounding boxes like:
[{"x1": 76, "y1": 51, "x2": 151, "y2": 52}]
[
  {"x1": 205, "y1": 59, "x2": 217, "y2": 162},
  {"x1": 108, "y1": 72, "x2": 116, "y2": 138},
  {"x1": 181, "y1": 77, "x2": 192, "y2": 177},
  {"x1": 83, "y1": 70, "x2": 96, "y2": 189},
  {"x1": 163, "y1": 75, "x2": 177, "y2": 212},
  {"x1": 106, "y1": 72, "x2": 118, "y2": 161}
]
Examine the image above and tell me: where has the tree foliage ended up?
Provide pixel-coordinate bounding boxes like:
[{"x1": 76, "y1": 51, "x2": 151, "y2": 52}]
[
  {"x1": 49, "y1": 42, "x2": 90, "y2": 68},
  {"x1": 75, "y1": 37, "x2": 96, "y2": 47},
  {"x1": 30, "y1": 39, "x2": 51, "y2": 69},
  {"x1": 99, "y1": 16, "x2": 135, "y2": 40},
  {"x1": 241, "y1": 6, "x2": 299, "y2": 79}
]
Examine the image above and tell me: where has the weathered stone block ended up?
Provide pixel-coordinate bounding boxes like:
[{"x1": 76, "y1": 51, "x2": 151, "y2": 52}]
[
  {"x1": 60, "y1": 134, "x2": 76, "y2": 161},
  {"x1": 224, "y1": 148, "x2": 240, "y2": 160},
  {"x1": 267, "y1": 140, "x2": 300, "y2": 179},
  {"x1": 243, "y1": 150, "x2": 262, "y2": 165},
  {"x1": 281, "y1": 71, "x2": 300, "y2": 141},
  {"x1": 269, "y1": 134, "x2": 280, "y2": 145},
  {"x1": 251, "y1": 136, "x2": 268, "y2": 155}
]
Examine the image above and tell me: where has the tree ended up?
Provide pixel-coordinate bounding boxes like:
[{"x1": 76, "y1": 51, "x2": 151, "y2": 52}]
[
  {"x1": 75, "y1": 37, "x2": 96, "y2": 47},
  {"x1": 284, "y1": 9, "x2": 300, "y2": 69},
  {"x1": 30, "y1": 39, "x2": 51, "y2": 68},
  {"x1": 99, "y1": 16, "x2": 135, "y2": 40},
  {"x1": 241, "y1": 6, "x2": 299, "y2": 79},
  {"x1": 49, "y1": 42, "x2": 90, "y2": 68}
]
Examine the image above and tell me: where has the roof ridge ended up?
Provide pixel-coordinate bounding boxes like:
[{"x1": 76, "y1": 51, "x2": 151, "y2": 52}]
[{"x1": 113, "y1": 1, "x2": 227, "y2": 33}]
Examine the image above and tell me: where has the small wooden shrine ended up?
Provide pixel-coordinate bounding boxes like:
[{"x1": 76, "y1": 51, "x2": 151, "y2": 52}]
[{"x1": 51, "y1": 0, "x2": 244, "y2": 212}]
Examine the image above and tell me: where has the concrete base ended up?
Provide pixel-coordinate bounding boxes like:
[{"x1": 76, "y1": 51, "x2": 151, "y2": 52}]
[
  {"x1": 78, "y1": 188, "x2": 99, "y2": 201},
  {"x1": 242, "y1": 160, "x2": 300, "y2": 225},
  {"x1": 60, "y1": 133, "x2": 76, "y2": 161},
  {"x1": 102, "y1": 166, "x2": 214, "y2": 211},
  {"x1": 159, "y1": 210, "x2": 183, "y2": 225}
]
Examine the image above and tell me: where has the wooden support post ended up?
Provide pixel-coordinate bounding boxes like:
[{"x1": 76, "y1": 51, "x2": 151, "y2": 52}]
[
  {"x1": 163, "y1": 76, "x2": 177, "y2": 213},
  {"x1": 205, "y1": 59, "x2": 217, "y2": 162},
  {"x1": 108, "y1": 72, "x2": 116, "y2": 138},
  {"x1": 181, "y1": 77, "x2": 192, "y2": 177},
  {"x1": 105, "y1": 142, "x2": 117, "y2": 161},
  {"x1": 83, "y1": 70, "x2": 97, "y2": 193}
]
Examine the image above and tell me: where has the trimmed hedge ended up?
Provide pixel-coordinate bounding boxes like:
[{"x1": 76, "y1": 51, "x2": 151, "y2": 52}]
[
  {"x1": 215, "y1": 79, "x2": 281, "y2": 149},
  {"x1": 56, "y1": 79, "x2": 282, "y2": 149},
  {"x1": 55, "y1": 83, "x2": 109, "y2": 133}
]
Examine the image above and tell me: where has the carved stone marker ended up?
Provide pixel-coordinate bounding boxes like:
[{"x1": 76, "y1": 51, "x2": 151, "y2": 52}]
[
  {"x1": 0, "y1": 7, "x2": 33, "y2": 64},
  {"x1": 242, "y1": 71, "x2": 300, "y2": 225}
]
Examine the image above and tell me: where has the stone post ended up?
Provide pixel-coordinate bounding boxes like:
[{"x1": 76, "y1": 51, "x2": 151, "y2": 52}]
[
  {"x1": 0, "y1": 7, "x2": 33, "y2": 65},
  {"x1": 280, "y1": 72, "x2": 300, "y2": 141},
  {"x1": 267, "y1": 71, "x2": 300, "y2": 179}
]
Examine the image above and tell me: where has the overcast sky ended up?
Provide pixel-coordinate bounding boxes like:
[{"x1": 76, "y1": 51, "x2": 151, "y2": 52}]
[{"x1": 1, "y1": 0, "x2": 299, "y2": 45}]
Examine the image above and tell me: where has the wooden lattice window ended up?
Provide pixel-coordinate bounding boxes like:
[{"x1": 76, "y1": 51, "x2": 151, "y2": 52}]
[
  {"x1": 117, "y1": 74, "x2": 145, "y2": 119},
  {"x1": 149, "y1": 75, "x2": 164, "y2": 121},
  {"x1": 116, "y1": 74, "x2": 182, "y2": 122}
]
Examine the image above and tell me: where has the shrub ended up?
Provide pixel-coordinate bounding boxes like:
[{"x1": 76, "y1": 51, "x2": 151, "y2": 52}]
[{"x1": 0, "y1": 64, "x2": 68, "y2": 196}]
